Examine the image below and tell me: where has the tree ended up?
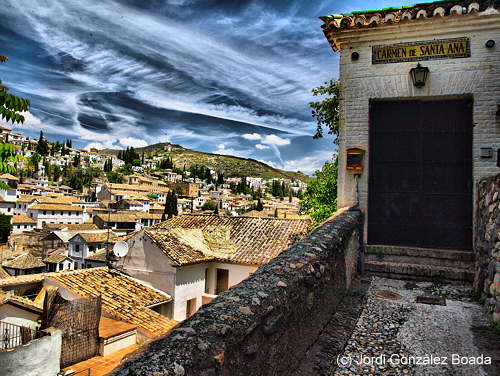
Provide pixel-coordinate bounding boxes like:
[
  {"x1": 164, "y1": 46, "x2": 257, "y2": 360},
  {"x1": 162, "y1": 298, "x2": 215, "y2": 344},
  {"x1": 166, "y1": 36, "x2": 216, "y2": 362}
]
[
  {"x1": 106, "y1": 171, "x2": 123, "y2": 184},
  {"x1": 274, "y1": 208, "x2": 278, "y2": 218},
  {"x1": 310, "y1": 79, "x2": 341, "y2": 143},
  {"x1": 214, "y1": 204, "x2": 219, "y2": 215},
  {"x1": 162, "y1": 191, "x2": 178, "y2": 220},
  {"x1": 36, "y1": 130, "x2": 49, "y2": 156},
  {"x1": 0, "y1": 214, "x2": 12, "y2": 242},
  {"x1": 72, "y1": 153, "x2": 81, "y2": 167},
  {"x1": 0, "y1": 56, "x2": 30, "y2": 124},
  {"x1": 256, "y1": 198, "x2": 263, "y2": 211},
  {"x1": 299, "y1": 157, "x2": 338, "y2": 226},
  {"x1": 201, "y1": 201, "x2": 217, "y2": 211}
]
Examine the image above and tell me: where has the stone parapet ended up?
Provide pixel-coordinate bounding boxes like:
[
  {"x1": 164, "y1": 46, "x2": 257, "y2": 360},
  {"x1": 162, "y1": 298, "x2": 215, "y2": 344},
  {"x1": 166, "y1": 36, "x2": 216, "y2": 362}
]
[
  {"x1": 473, "y1": 173, "x2": 500, "y2": 322},
  {"x1": 113, "y1": 207, "x2": 363, "y2": 375}
]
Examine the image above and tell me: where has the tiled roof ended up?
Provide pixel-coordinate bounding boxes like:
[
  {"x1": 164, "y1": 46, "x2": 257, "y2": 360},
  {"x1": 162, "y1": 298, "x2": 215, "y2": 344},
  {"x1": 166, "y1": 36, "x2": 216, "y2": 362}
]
[
  {"x1": 0, "y1": 293, "x2": 43, "y2": 313},
  {"x1": 0, "y1": 173, "x2": 19, "y2": 181},
  {"x1": 3, "y1": 253, "x2": 46, "y2": 270},
  {"x1": 28, "y1": 203, "x2": 84, "y2": 212},
  {"x1": 147, "y1": 214, "x2": 311, "y2": 266},
  {"x1": 62, "y1": 223, "x2": 99, "y2": 231},
  {"x1": 85, "y1": 249, "x2": 107, "y2": 262},
  {"x1": 94, "y1": 213, "x2": 138, "y2": 223},
  {"x1": 11, "y1": 214, "x2": 36, "y2": 224},
  {"x1": 0, "y1": 266, "x2": 10, "y2": 278},
  {"x1": 321, "y1": 0, "x2": 499, "y2": 51},
  {"x1": 43, "y1": 249, "x2": 70, "y2": 264},
  {"x1": 0, "y1": 273, "x2": 46, "y2": 288},
  {"x1": 48, "y1": 268, "x2": 177, "y2": 336},
  {"x1": 137, "y1": 213, "x2": 163, "y2": 220},
  {"x1": 99, "y1": 317, "x2": 137, "y2": 339},
  {"x1": 70, "y1": 232, "x2": 121, "y2": 244}
]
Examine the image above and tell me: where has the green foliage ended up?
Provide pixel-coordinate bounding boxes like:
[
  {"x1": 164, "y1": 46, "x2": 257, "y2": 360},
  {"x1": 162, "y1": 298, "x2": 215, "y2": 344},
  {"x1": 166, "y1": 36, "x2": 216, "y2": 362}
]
[
  {"x1": 0, "y1": 56, "x2": 30, "y2": 124},
  {"x1": 36, "y1": 131, "x2": 50, "y2": 156},
  {"x1": 103, "y1": 158, "x2": 113, "y2": 173},
  {"x1": 117, "y1": 163, "x2": 133, "y2": 175},
  {"x1": 0, "y1": 214, "x2": 12, "y2": 242},
  {"x1": 106, "y1": 171, "x2": 124, "y2": 184},
  {"x1": 0, "y1": 143, "x2": 19, "y2": 174},
  {"x1": 299, "y1": 157, "x2": 338, "y2": 226},
  {"x1": 162, "y1": 191, "x2": 178, "y2": 220},
  {"x1": 310, "y1": 79, "x2": 341, "y2": 143},
  {"x1": 256, "y1": 198, "x2": 263, "y2": 211},
  {"x1": 64, "y1": 167, "x2": 102, "y2": 191},
  {"x1": 72, "y1": 153, "x2": 81, "y2": 167},
  {"x1": 201, "y1": 201, "x2": 217, "y2": 211},
  {"x1": 117, "y1": 147, "x2": 141, "y2": 166},
  {"x1": 159, "y1": 156, "x2": 174, "y2": 170}
]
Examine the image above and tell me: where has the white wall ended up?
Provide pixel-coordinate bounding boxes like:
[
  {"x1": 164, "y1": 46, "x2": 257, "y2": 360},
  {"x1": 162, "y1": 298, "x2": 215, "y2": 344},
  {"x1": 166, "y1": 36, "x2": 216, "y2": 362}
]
[
  {"x1": 173, "y1": 262, "x2": 257, "y2": 321},
  {"x1": 0, "y1": 305, "x2": 40, "y2": 330},
  {"x1": 332, "y1": 13, "x2": 500, "y2": 242}
]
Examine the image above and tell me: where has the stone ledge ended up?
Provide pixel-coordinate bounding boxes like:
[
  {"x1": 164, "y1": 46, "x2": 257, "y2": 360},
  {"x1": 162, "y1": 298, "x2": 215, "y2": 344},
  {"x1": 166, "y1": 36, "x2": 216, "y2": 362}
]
[{"x1": 113, "y1": 207, "x2": 363, "y2": 376}]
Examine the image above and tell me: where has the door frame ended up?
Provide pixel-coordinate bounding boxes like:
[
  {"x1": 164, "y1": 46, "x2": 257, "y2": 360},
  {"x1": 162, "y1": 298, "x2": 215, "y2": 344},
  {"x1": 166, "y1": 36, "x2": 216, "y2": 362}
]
[{"x1": 367, "y1": 95, "x2": 474, "y2": 250}]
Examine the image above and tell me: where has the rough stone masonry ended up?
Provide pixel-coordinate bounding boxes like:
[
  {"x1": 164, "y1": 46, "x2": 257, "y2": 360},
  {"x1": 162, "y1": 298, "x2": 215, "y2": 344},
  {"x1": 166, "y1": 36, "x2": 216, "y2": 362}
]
[
  {"x1": 474, "y1": 173, "x2": 500, "y2": 323},
  {"x1": 113, "y1": 208, "x2": 363, "y2": 376}
]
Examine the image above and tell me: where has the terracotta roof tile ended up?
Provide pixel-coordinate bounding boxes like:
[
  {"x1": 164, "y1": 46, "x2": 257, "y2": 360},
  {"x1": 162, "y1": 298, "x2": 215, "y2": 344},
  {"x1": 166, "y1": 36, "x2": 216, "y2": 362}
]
[
  {"x1": 47, "y1": 268, "x2": 177, "y2": 336},
  {"x1": 70, "y1": 232, "x2": 121, "y2": 244},
  {"x1": 321, "y1": 1, "x2": 499, "y2": 51},
  {"x1": 94, "y1": 213, "x2": 138, "y2": 223},
  {"x1": 147, "y1": 214, "x2": 311, "y2": 266},
  {"x1": 28, "y1": 203, "x2": 84, "y2": 212},
  {"x1": 3, "y1": 253, "x2": 46, "y2": 270},
  {"x1": 11, "y1": 214, "x2": 36, "y2": 224}
]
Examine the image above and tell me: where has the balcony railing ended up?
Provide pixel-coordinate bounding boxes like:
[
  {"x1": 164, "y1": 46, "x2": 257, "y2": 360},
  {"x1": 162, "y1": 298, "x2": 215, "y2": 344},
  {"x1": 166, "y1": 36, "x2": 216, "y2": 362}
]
[{"x1": 0, "y1": 321, "x2": 38, "y2": 351}]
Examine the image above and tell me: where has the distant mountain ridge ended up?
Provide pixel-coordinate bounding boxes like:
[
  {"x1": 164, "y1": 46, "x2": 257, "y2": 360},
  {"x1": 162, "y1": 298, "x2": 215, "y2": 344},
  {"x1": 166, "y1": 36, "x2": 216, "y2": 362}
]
[{"x1": 100, "y1": 142, "x2": 311, "y2": 182}]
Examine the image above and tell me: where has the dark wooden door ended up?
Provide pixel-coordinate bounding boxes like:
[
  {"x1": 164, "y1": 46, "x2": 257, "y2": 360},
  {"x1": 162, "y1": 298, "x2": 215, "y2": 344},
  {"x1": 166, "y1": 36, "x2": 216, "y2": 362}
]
[
  {"x1": 368, "y1": 99, "x2": 472, "y2": 250},
  {"x1": 216, "y1": 268, "x2": 229, "y2": 294}
]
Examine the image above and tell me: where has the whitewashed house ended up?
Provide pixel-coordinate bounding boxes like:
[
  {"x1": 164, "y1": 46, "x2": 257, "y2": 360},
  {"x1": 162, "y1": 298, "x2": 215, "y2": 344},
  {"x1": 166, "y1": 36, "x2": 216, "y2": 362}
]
[
  {"x1": 68, "y1": 232, "x2": 120, "y2": 269},
  {"x1": 119, "y1": 214, "x2": 311, "y2": 321},
  {"x1": 26, "y1": 203, "x2": 85, "y2": 229}
]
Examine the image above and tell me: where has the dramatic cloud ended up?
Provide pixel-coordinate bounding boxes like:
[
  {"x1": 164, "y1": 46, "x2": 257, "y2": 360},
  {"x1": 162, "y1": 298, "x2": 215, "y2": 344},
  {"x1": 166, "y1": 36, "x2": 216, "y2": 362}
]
[
  {"x1": 119, "y1": 137, "x2": 148, "y2": 148},
  {"x1": 0, "y1": 0, "x2": 399, "y2": 173}
]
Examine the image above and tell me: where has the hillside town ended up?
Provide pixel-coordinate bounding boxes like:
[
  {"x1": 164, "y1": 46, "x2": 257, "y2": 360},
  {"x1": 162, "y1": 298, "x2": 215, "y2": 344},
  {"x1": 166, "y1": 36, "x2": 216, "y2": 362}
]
[
  {"x1": 0, "y1": 124, "x2": 313, "y2": 374},
  {"x1": 1, "y1": 0, "x2": 499, "y2": 376}
]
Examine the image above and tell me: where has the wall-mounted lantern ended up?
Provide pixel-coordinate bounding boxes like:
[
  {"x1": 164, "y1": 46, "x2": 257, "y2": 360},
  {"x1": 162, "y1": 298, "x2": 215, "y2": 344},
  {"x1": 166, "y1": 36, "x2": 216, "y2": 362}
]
[
  {"x1": 409, "y1": 63, "x2": 430, "y2": 88},
  {"x1": 346, "y1": 147, "x2": 365, "y2": 173}
]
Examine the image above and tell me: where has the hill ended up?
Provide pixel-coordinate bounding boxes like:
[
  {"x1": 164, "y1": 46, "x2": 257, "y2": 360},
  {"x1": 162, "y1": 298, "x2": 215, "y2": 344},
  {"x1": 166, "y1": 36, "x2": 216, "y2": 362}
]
[{"x1": 100, "y1": 143, "x2": 311, "y2": 182}]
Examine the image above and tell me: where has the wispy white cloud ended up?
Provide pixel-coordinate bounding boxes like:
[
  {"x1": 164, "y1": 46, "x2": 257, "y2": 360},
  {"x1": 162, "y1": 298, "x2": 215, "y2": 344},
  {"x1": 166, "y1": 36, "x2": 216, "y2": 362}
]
[
  {"x1": 242, "y1": 133, "x2": 262, "y2": 141},
  {"x1": 119, "y1": 137, "x2": 148, "y2": 148},
  {"x1": 262, "y1": 134, "x2": 290, "y2": 146},
  {"x1": 255, "y1": 144, "x2": 269, "y2": 150}
]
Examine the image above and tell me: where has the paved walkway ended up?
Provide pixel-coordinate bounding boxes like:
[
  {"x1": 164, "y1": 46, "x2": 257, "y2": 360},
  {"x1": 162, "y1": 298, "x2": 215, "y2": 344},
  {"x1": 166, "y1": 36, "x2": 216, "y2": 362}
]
[
  {"x1": 333, "y1": 277, "x2": 499, "y2": 376},
  {"x1": 64, "y1": 345, "x2": 139, "y2": 376}
]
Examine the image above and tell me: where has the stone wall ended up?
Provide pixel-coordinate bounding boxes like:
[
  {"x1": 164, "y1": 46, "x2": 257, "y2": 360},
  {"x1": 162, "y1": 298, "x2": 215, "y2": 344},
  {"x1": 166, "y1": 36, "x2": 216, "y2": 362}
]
[
  {"x1": 0, "y1": 328, "x2": 62, "y2": 376},
  {"x1": 474, "y1": 174, "x2": 500, "y2": 322},
  {"x1": 114, "y1": 207, "x2": 363, "y2": 376}
]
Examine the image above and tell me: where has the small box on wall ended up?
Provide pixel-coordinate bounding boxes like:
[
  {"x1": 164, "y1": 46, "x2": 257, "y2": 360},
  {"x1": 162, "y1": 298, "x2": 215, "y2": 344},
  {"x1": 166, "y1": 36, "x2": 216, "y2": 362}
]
[{"x1": 346, "y1": 147, "x2": 365, "y2": 173}]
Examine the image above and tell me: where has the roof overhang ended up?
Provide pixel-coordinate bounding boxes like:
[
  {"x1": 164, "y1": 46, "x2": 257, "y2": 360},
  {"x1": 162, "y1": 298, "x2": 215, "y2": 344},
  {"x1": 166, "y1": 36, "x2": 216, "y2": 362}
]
[{"x1": 321, "y1": 1, "x2": 499, "y2": 51}]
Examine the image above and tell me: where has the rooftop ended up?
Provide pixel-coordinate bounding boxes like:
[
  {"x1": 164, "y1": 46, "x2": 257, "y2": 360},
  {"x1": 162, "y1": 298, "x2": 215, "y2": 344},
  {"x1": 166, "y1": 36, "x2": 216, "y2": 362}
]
[
  {"x1": 11, "y1": 214, "x2": 36, "y2": 224},
  {"x1": 147, "y1": 214, "x2": 311, "y2": 266},
  {"x1": 320, "y1": 0, "x2": 499, "y2": 51},
  {"x1": 3, "y1": 253, "x2": 46, "y2": 270},
  {"x1": 47, "y1": 267, "x2": 177, "y2": 336}
]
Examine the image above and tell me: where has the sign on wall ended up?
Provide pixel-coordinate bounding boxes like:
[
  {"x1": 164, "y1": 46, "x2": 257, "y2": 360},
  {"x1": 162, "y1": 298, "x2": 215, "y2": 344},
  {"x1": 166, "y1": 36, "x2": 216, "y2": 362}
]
[{"x1": 372, "y1": 37, "x2": 470, "y2": 64}]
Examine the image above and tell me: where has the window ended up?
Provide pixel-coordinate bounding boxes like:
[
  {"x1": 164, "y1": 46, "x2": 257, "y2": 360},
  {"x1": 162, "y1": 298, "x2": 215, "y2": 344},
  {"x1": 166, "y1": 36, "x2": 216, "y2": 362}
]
[
  {"x1": 186, "y1": 298, "x2": 197, "y2": 319},
  {"x1": 204, "y1": 268, "x2": 209, "y2": 294},
  {"x1": 52, "y1": 211, "x2": 55, "y2": 215},
  {"x1": 43, "y1": 211, "x2": 46, "y2": 215},
  {"x1": 75, "y1": 244, "x2": 80, "y2": 253},
  {"x1": 68, "y1": 212, "x2": 71, "y2": 216}
]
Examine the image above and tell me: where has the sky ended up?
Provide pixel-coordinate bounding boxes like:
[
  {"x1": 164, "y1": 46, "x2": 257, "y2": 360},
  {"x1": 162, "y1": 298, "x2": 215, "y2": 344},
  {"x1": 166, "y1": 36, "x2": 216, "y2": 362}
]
[{"x1": 0, "y1": 0, "x2": 404, "y2": 174}]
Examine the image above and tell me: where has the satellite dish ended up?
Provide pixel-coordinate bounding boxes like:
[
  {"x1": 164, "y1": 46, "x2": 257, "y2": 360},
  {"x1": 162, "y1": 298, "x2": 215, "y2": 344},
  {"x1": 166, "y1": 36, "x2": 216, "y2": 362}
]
[{"x1": 113, "y1": 241, "x2": 129, "y2": 258}]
